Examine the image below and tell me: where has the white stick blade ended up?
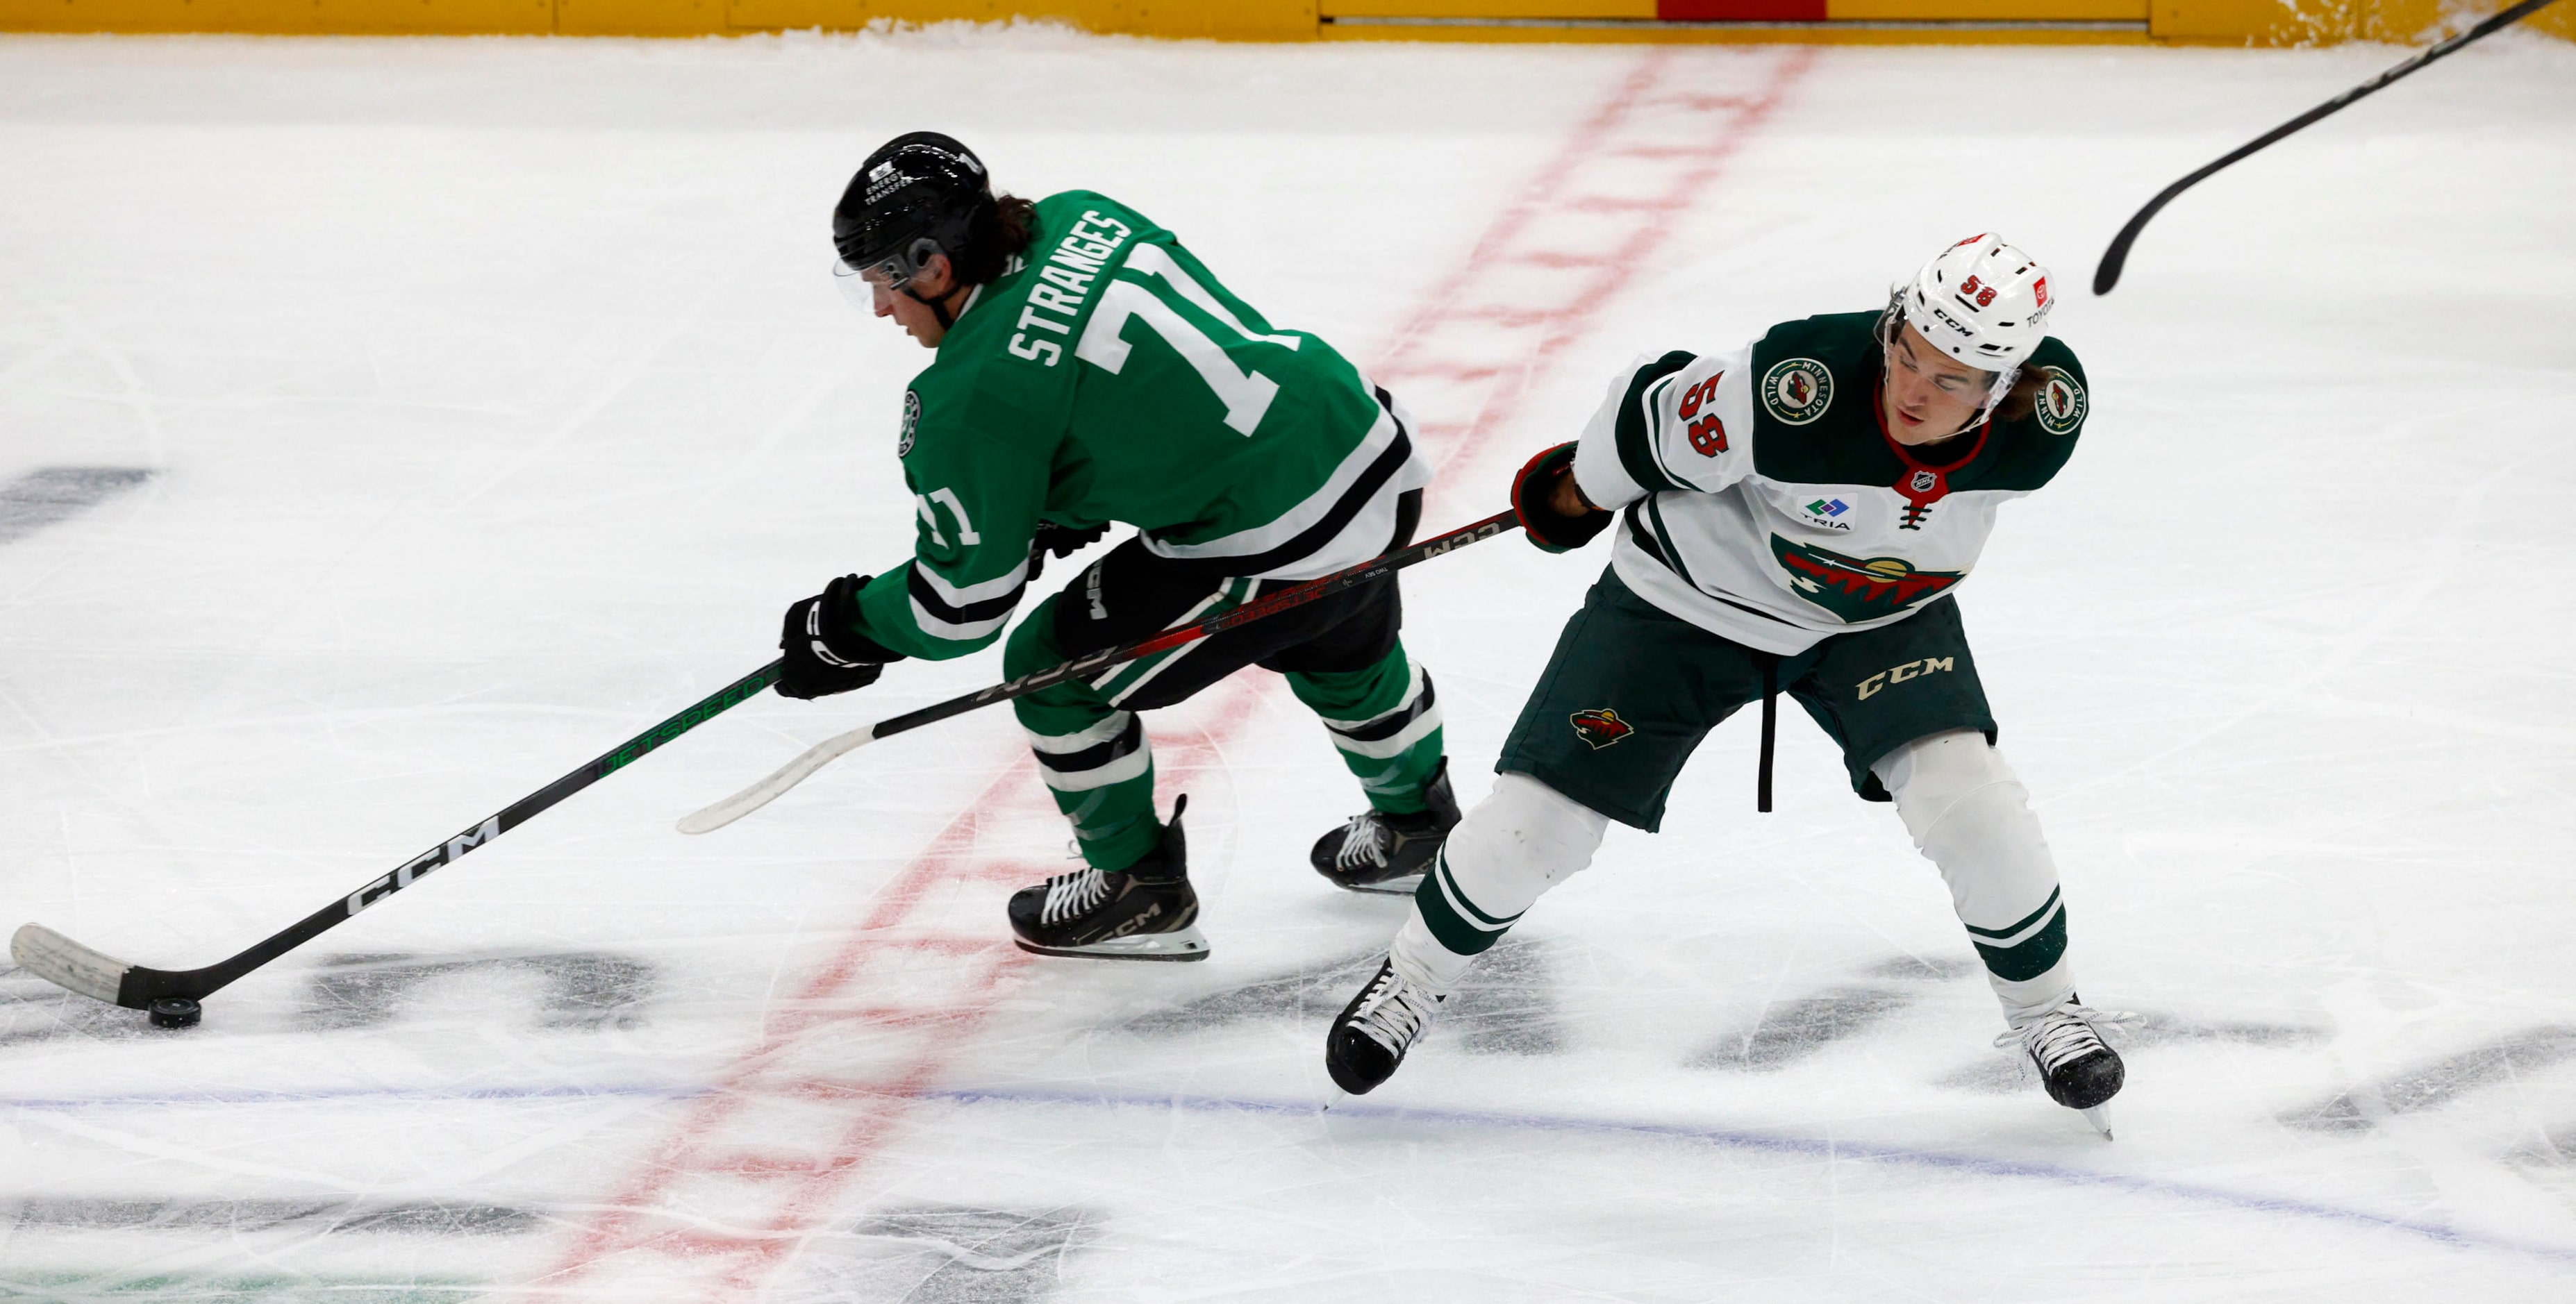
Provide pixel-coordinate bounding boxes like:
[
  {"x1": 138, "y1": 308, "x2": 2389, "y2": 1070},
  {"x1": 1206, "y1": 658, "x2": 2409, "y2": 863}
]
[
  {"x1": 676, "y1": 725, "x2": 876, "y2": 835},
  {"x1": 10, "y1": 923, "x2": 132, "y2": 1005}
]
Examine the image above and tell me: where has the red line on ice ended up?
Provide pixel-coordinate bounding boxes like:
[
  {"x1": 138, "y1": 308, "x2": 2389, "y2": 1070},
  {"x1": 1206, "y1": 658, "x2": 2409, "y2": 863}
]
[{"x1": 521, "y1": 46, "x2": 1815, "y2": 1302}]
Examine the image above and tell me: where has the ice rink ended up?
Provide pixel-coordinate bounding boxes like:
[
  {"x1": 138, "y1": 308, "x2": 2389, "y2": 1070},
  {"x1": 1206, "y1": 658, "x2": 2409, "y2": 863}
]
[{"x1": 4, "y1": 24, "x2": 2575, "y2": 1301}]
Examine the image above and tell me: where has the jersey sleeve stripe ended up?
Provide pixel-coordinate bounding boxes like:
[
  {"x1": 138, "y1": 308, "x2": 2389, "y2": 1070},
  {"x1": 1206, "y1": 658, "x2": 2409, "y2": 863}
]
[
  {"x1": 906, "y1": 560, "x2": 1027, "y2": 642},
  {"x1": 911, "y1": 555, "x2": 1029, "y2": 606},
  {"x1": 1614, "y1": 351, "x2": 1696, "y2": 496},
  {"x1": 907, "y1": 598, "x2": 1013, "y2": 643}
]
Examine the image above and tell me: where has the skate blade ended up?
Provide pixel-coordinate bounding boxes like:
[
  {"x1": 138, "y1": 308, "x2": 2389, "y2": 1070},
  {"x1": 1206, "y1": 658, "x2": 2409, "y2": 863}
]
[
  {"x1": 2080, "y1": 1105, "x2": 2113, "y2": 1140},
  {"x1": 1014, "y1": 925, "x2": 1210, "y2": 962},
  {"x1": 1327, "y1": 873, "x2": 1424, "y2": 896}
]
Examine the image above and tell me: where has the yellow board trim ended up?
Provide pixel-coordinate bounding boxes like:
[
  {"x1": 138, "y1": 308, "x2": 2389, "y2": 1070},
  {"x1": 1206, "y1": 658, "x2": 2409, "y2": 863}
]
[{"x1": 1322, "y1": 0, "x2": 1652, "y2": 17}]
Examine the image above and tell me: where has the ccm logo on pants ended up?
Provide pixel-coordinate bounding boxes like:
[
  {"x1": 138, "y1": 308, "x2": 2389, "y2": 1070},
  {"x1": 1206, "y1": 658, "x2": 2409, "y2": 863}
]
[{"x1": 1856, "y1": 656, "x2": 1954, "y2": 701}]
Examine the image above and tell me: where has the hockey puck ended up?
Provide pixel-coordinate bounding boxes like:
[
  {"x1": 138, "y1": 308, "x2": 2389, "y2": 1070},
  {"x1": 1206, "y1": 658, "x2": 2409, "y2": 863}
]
[{"x1": 146, "y1": 997, "x2": 202, "y2": 1030}]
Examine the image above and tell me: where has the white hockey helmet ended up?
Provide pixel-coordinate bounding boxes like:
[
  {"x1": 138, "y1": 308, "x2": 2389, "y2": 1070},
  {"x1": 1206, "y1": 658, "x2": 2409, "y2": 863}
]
[{"x1": 1893, "y1": 233, "x2": 2054, "y2": 374}]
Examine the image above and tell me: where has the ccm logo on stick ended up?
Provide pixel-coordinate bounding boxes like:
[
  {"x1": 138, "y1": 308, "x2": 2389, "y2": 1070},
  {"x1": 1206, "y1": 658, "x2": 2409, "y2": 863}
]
[{"x1": 347, "y1": 818, "x2": 503, "y2": 914}]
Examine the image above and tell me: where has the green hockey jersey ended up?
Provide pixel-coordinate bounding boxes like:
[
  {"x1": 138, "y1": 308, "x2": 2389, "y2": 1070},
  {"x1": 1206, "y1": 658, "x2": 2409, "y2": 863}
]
[
  {"x1": 847, "y1": 191, "x2": 1429, "y2": 661},
  {"x1": 1570, "y1": 310, "x2": 2089, "y2": 654}
]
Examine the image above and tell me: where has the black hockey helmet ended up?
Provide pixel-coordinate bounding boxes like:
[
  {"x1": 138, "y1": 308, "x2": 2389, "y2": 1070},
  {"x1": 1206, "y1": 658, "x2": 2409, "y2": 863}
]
[{"x1": 832, "y1": 131, "x2": 996, "y2": 293}]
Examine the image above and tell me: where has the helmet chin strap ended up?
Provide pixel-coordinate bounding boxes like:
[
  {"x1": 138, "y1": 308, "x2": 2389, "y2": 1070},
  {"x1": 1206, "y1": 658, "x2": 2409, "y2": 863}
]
[
  {"x1": 1975, "y1": 365, "x2": 2021, "y2": 424},
  {"x1": 902, "y1": 283, "x2": 958, "y2": 331}
]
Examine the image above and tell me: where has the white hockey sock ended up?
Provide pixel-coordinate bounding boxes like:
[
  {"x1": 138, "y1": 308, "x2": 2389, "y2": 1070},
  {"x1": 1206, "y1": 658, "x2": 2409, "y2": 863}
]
[
  {"x1": 1875, "y1": 730, "x2": 2076, "y2": 1026},
  {"x1": 1390, "y1": 771, "x2": 1608, "y2": 994}
]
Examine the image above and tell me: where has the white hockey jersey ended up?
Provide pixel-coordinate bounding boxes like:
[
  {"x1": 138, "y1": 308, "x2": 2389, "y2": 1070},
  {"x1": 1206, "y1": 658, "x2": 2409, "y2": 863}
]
[{"x1": 1569, "y1": 310, "x2": 2090, "y2": 655}]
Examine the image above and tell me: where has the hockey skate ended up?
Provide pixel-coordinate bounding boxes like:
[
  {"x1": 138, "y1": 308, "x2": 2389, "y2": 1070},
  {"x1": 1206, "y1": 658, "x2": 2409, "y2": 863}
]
[
  {"x1": 1008, "y1": 796, "x2": 1208, "y2": 962},
  {"x1": 1324, "y1": 959, "x2": 1445, "y2": 1094},
  {"x1": 1999, "y1": 998, "x2": 2133, "y2": 1137},
  {"x1": 1310, "y1": 758, "x2": 1461, "y2": 894}
]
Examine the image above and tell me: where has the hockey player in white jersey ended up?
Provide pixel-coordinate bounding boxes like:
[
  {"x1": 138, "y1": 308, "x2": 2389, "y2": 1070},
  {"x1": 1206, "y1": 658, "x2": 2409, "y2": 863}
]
[{"x1": 1324, "y1": 235, "x2": 2130, "y2": 1132}]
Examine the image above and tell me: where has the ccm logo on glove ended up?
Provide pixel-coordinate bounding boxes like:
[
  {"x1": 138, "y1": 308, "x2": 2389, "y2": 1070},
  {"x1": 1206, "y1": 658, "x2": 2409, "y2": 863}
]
[{"x1": 777, "y1": 574, "x2": 906, "y2": 699}]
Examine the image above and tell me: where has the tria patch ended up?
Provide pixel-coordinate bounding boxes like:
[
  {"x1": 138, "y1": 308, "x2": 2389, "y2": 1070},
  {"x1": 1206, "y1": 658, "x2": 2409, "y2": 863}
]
[
  {"x1": 1802, "y1": 496, "x2": 1854, "y2": 531},
  {"x1": 2034, "y1": 365, "x2": 2086, "y2": 436},
  {"x1": 1760, "y1": 358, "x2": 1834, "y2": 426},
  {"x1": 898, "y1": 390, "x2": 921, "y2": 458},
  {"x1": 1569, "y1": 708, "x2": 1634, "y2": 751},
  {"x1": 1770, "y1": 535, "x2": 1965, "y2": 623}
]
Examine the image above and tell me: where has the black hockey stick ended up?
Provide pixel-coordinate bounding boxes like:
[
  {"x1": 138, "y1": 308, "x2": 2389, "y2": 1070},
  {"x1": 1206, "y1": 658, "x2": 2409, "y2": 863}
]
[
  {"x1": 2093, "y1": 0, "x2": 2563, "y2": 295},
  {"x1": 9, "y1": 510, "x2": 1524, "y2": 1018},
  {"x1": 8, "y1": 662, "x2": 783, "y2": 1019},
  {"x1": 677, "y1": 509, "x2": 1524, "y2": 833}
]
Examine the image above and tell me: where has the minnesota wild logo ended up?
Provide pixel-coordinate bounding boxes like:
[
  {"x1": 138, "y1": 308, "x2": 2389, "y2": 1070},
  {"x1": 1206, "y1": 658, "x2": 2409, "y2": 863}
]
[
  {"x1": 2034, "y1": 366, "x2": 2086, "y2": 436},
  {"x1": 1770, "y1": 535, "x2": 1965, "y2": 623},
  {"x1": 1569, "y1": 708, "x2": 1634, "y2": 750},
  {"x1": 1760, "y1": 358, "x2": 1834, "y2": 426}
]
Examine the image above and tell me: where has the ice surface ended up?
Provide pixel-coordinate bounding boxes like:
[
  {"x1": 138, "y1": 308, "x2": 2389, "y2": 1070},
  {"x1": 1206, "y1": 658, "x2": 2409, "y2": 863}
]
[{"x1": 3, "y1": 24, "x2": 2575, "y2": 1303}]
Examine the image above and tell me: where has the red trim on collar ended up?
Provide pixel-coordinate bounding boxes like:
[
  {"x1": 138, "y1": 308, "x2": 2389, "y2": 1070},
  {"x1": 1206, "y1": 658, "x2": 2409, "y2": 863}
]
[{"x1": 1872, "y1": 381, "x2": 1988, "y2": 528}]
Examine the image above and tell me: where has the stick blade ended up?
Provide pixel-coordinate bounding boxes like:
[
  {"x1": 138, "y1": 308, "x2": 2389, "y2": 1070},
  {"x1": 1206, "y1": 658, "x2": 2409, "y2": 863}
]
[
  {"x1": 676, "y1": 785, "x2": 781, "y2": 836},
  {"x1": 676, "y1": 725, "x2": 876, "y2": 835},
  {"x1": 11, "y1": 923, "x2": 136, "y2": 1007},
  {"x1": 2091, "y1": 248, "x2": 2127, "y2": 296}
]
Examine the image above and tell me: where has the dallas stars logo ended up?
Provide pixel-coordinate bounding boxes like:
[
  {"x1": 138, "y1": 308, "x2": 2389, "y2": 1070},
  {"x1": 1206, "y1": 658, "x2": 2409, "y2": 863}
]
[
  {"x1": 1770, "y1": 535, "x2": 1966, "y2": 623},
  {"x1": 1569, "y1": 708, "x2": 1634, "y2": 750}
]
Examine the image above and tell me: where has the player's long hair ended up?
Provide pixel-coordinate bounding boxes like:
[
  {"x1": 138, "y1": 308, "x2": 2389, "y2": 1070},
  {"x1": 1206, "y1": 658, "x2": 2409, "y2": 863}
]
[
  {"x1": 953, "y1": 194, "x2": 1039, "y2": 287},
  {"x1": 1995, "y1": 370, "x2": 2047, "y2": 423}
]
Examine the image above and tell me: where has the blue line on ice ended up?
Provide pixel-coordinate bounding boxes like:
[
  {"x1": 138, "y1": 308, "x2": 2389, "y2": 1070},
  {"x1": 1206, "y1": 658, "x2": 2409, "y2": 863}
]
[
  {"x1": 928, "y1": 1085, "x2": 2576, "y2": 1269},
  {"x1": 13, "y1": 1080, "x2": 2575, "y2": 1269}
]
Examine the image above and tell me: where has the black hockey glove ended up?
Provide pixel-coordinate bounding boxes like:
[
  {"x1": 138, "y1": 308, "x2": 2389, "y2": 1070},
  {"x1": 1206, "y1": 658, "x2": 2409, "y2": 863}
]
[
  {"x1": 1027, "y1": 520, "x2": 1109, "y2": 583},
  {"x1": 777, "y1": 574, "x2": 906, "y2": 700},
  {"x1": 1511, "y1": 442, "x2": 1611, "y2": 553}
]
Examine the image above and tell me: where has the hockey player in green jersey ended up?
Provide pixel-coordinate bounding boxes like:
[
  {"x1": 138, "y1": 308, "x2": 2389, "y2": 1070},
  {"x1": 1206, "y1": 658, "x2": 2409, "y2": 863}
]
[
  {"x1": 1324, "y1": 235, "x2": 2132, "y2": 1133},
  {"x1": 776, "y1": 132, "x2": 1460, "y2": 961}
]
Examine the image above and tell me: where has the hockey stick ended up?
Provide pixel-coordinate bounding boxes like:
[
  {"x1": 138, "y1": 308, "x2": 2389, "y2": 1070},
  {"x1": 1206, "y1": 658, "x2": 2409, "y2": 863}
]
[
  {"x1": 2092, "y1": 0, "x2": 2563, "y2": 295},
  {"x1": 677, "y1": 509, "x2": 1523, "y2": 835},
  {"x1": 9, "y1": 662, "x2": 781, "y2": 1017}
]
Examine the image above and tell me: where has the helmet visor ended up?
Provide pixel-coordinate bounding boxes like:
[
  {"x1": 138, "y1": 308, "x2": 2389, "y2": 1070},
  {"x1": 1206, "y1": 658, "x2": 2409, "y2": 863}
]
[
  {"x1": 831, "y1": 257, "x2": 887, "y2": 311},
  {"x1": 832, "y1": 234, "x2": 945, "y2": 307}
]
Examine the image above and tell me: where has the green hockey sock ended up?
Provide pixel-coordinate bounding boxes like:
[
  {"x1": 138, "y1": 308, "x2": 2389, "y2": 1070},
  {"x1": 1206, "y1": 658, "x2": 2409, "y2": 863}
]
[
  {"x1": 1006, "y1": 598, "x2": 1163, "y2": 871},
  {"x1": 1288, "y1": 644, "x2": 1445, "y2": 815}
]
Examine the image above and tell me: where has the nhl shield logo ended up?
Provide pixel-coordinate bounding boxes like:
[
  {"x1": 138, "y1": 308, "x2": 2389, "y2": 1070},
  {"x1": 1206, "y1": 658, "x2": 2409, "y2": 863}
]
[
  {"x1": 2034, "y1": 366, "x2": 2086, "y2": 436},
  {"x1": 898, "y1": 390, "x2": 922, "y2": 457},
  {"x1": 1760, "y1": 358, "x2": 1834, "y2": 426},
  {"x1": 1570, "y1": 708, "x2": 1634, "y2": 751}
]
